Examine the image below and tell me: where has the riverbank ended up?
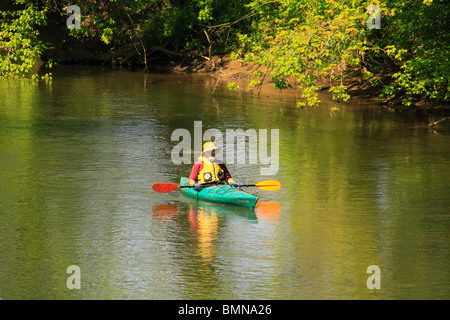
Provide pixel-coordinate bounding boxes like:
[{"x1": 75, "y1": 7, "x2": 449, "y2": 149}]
[
  {"x1": 39, "y1": 40, "x2": 449, "y2": 117},
  {"x1": 140, "y1": 54, "x2": 450, "y2": 114}
]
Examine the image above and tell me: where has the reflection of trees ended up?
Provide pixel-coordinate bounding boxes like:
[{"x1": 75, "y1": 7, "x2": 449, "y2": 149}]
[
  {"x1": 2, "y1": 70, "x2": 448, "y2": 299},
  {"x1": 269, "y1": 101, "x2": 449, "y2": 298},
  {"x1": 0, "y1": 79, "x2": 85, "y2": 298},
  {"x1": 0, "y1": 72, "x2": 164, "y2": 298}
]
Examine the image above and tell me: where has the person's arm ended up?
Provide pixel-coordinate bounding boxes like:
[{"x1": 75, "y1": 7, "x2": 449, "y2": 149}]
[
  {"x1": 219, "y1": 163, "x2": 236, "y2": 184},
  {"x1": 189, "y1": 162, "x2": 202, "y2": 186}
]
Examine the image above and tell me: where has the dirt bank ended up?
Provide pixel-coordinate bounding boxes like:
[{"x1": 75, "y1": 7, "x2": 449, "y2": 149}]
[
  {"x1": 45, "y1": 45, "x2": 449, "y2": 114},
  {"x1": 161, "y1": 54, "x2": 449, "y2": 114}
]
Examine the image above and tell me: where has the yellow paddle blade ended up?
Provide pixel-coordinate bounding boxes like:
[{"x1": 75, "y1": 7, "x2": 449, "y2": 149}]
[{"x1": 255, "y1": 180, "x2": 281, "y2": 191}]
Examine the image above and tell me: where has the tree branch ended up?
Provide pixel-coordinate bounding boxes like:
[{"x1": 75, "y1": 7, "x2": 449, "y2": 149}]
[
  {"x1": 201, "y1": 1, "x2": 278, "y2": 30},
  {"x1": 428, "y1": 117, "x2": 450, "y2": 128}
]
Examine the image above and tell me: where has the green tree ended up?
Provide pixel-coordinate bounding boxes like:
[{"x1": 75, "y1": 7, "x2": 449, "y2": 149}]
[
  {"x1": 0, "y1": 0, "x2": 253, "y2": 76},
  {"x1": 231, "y1": 0, "x2": 368, "y2": 106},
  {"x1": 232, "y1": 0, "x2": 449, "y2": 106},
  {"x1": 1, "y1": 0, "x2": 448, "y2": 107},
  {"x1": 371, "y1": 0, "x2": 450, "y2": 105},
  {"x1": 0, "y1": 1, "x2": 48, "y2": 78}
]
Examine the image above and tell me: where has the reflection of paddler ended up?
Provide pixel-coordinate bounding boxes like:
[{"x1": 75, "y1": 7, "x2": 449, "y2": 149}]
[{"x1": 188, "y1": 207, "x2": 219, "y2": 262}]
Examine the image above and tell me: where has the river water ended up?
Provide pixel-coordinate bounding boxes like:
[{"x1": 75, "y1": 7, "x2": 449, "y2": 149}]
[{"x1": 0, "y1": 66, "x2": 449, "y2": 299}]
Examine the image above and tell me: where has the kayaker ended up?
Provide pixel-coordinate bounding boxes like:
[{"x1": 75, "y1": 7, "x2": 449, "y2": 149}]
[{"x1": 188, "y1": 141, "x2": 243, "y2": 189}]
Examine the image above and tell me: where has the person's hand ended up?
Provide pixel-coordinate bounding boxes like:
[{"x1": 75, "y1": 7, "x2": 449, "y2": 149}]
[
  {"x1": 236, "y1": 182, "x2": 243, "y2": 188},
  {"x1": 194, "y1": 183, "x2": 202, "y2": 189}
]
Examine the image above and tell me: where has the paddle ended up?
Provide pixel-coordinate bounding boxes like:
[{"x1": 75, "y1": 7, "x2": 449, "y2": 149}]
[
  {"x1": 240, "y1": 180, "x2": 281, "y2": 191},
  {"x1": 152, "y1": 180, "x2": 281, "y2": 193}
]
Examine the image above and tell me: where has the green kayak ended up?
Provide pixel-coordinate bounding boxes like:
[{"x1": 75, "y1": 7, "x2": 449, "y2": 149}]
[{"x1": 179, "y1": 177, "x2": 259, "y2": 208}]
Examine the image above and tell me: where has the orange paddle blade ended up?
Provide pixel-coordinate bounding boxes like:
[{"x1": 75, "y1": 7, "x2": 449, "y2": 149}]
[
  {"x1": 152, "y1": 183, "x2": 180, "y2": 193},
  {"x1": 255, "y1": 180, "x2": 281, "y2": 191}
]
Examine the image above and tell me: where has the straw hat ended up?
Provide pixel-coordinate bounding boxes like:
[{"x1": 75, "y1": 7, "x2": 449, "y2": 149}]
[{"x1": 202, "y1": 141, "x2": 219, "y2": 154}]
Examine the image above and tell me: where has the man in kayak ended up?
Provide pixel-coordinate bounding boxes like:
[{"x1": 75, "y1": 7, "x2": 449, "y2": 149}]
[{"x1": 188, "y1": 141, "x2": 243, "y2": 189}]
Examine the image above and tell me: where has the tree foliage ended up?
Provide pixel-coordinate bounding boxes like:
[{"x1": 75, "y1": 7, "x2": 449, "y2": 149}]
[
  {"x1": 0, "y1": 0, "x2": 448, "y2": 106},
  {"x1": 232, "y1": 0, "x2": 449, "y2": 106},
  {"x1": 232, "y1": 0, "x2": 368, "y2": 106},
  {"x1": 0, "y1": 1, "x2": 48, "y2": 78},
  {"x1": 372, "y1": 0, "x2": 450, "y2": 105}
]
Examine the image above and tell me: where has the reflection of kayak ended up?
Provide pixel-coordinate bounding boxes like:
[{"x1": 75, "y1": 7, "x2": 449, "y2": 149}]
[
  {"x1": 153, "y1": 200, "x2": 257, "y2": 221},
  {"x1": 188, "y1": 198, "x2": 258, "y2": 221},
  {"x1": 179, "y1": 177, "x2": 259, "y2": 208}
]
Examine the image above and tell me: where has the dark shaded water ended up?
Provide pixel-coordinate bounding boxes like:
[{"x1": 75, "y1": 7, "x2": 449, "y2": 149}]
[{"x1": 0, "y1": 66, "x2": 448, "y2": 299}]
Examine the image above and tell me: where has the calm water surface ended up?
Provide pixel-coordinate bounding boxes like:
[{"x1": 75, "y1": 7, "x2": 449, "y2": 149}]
[{"x1": 0, "y1": 66, "x2": 449, "y2": 299}]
